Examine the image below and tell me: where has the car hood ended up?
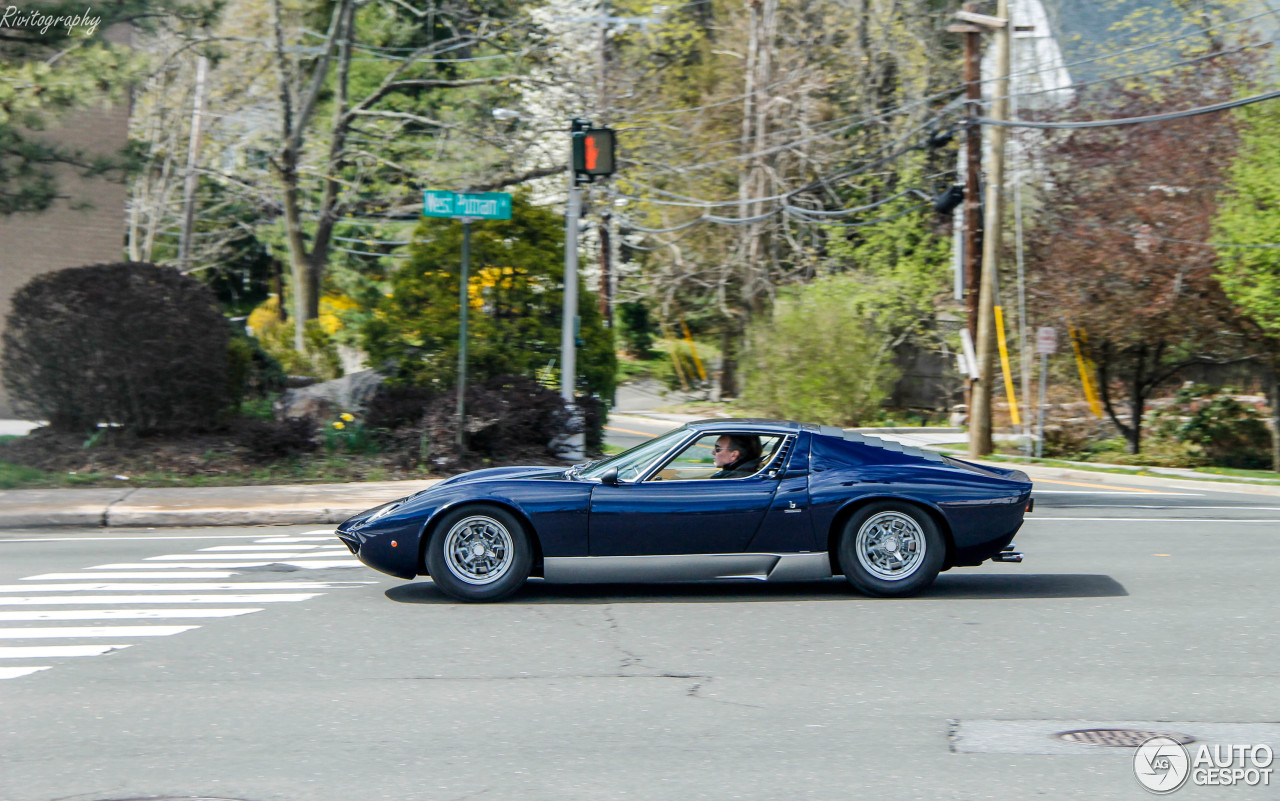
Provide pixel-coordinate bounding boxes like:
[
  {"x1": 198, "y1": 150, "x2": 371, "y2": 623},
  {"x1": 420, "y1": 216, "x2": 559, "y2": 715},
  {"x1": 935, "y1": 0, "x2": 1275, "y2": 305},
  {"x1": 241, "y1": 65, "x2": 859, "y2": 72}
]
[{"x1": 430, "y1": 465, "x2": 567, "y2": 490}]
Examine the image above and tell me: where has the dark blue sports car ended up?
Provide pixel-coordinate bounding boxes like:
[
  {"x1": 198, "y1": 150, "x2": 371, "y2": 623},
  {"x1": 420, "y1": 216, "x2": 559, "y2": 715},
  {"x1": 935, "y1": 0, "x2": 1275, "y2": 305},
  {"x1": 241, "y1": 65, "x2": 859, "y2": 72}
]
[{"x1": 336, "y1": 419, "x2": 1033, "y2": 601}]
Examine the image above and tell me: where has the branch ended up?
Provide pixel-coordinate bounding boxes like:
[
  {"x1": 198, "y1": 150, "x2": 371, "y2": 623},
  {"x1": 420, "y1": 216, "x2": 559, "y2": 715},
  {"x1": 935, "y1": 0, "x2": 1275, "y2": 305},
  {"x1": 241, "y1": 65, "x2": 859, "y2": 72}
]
[
  {"x1": 348, "y1": 109, "x2": 507, "y2": 149},
  {"x1": 269, "y1": 0, "x2": 295, "y2": 154},
  {"x1": 462, "y1": 165, "x2": 566, "y2": 192},
  {"x1": 290, "y1": 0, "x2": 350, "y2": 150},
  {"x1": 346, "y1": 75, "x2": 530, "y2": 122}
]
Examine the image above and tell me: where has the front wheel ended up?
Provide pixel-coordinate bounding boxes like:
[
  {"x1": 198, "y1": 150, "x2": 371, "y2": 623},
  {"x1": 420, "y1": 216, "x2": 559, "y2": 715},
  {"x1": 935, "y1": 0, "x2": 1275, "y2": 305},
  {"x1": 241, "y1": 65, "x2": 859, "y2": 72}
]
[
  {"x1": 836, "y1": 501, "x2": 945, "y2": 597},
  {"x1": 425, "y1": 504, "x2": 532, "y2": 602}
]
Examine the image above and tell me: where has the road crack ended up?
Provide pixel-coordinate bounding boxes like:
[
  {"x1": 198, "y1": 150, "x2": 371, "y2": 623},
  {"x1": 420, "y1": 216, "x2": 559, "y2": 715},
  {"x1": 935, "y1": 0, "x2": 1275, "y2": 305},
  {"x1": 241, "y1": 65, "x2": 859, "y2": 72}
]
[{"x1": 602, "y1": 604, "x2": 644, "y2": 673}]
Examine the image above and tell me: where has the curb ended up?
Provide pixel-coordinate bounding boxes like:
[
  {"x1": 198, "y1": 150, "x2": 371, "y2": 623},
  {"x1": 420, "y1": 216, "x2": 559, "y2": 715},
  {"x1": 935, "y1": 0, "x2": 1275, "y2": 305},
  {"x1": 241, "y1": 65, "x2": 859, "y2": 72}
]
[
  {"x1": 1007, "y1": 463, "x2": 1280, "y2": 497},
  {"x1": 0, "y1": 479, "x2": 440, "y2": 530}
]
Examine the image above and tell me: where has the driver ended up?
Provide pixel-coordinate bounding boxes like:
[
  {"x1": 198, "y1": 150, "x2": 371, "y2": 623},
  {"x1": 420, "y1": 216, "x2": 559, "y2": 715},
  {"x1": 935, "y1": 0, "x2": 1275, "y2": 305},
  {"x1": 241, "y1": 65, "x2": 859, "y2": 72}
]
[{"x1": 709, "y1": 434, "x2": 763, "y2": 478}]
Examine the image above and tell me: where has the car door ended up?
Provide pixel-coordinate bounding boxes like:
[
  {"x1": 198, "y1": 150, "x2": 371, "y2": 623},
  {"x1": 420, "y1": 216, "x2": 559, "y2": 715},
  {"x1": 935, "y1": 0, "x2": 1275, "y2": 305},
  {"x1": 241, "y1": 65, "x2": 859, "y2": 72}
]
[{"x1": 587, "y1": 432, "x2": 783, "y2": 557}]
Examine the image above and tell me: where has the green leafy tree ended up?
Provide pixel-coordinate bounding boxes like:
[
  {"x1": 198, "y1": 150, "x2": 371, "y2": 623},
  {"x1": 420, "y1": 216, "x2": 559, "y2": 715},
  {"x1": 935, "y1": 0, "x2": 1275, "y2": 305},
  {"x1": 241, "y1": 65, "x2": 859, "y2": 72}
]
[
  {"x1": 741, "y1": 274, "x2": 901, "y2": 426},
  {"x1": 362, "y1": 194, "x2": 615, "y2": 403},
  {"x1": 1213, "y1": 99, "x2": 1280, "y2": 471},
  {"x1": 0, "y1": 1, "x2": 205, "y2": 215}
]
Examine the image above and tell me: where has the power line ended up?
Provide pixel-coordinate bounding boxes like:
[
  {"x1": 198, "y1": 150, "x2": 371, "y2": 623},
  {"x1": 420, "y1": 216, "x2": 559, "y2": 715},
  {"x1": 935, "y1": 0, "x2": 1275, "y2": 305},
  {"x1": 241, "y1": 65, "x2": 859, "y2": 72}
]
[
  {"x1": 784, "y1": 200, "x2": 928, "y2": 228},
  {"x1": 613, "y1": 112, "x2": 950, "y2": 209},
  {"x1": 974, "y1": 86, "x2": 1280, "y2": 129}
]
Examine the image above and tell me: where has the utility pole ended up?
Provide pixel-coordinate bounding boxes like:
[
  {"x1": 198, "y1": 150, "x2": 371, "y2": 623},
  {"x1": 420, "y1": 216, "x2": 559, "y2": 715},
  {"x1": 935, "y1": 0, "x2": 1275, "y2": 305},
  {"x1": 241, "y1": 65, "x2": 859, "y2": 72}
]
[
  {"x1": 178, "y1": 55, "x2": 208, "y2": 272},
  {"x1": 962, "y1": 19, "x2": 983, "y2": 345},
  {"x1": 969, "y1": 0, "x2": 1011, "y2": 458}
]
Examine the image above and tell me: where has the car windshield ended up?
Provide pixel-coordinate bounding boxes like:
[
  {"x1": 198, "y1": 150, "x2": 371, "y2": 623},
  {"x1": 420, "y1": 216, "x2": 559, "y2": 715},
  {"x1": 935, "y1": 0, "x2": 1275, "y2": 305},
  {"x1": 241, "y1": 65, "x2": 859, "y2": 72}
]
[{"x1": 578, "y1": 426, "x2": 689, "y2": 482}]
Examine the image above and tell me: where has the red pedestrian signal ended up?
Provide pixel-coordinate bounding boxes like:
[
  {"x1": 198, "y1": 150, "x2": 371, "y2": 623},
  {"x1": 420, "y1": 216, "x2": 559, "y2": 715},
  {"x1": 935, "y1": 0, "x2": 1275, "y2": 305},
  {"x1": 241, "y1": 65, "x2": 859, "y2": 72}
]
[{"x1": 572, "y1": 127, "x2": 616, "y2": 181}]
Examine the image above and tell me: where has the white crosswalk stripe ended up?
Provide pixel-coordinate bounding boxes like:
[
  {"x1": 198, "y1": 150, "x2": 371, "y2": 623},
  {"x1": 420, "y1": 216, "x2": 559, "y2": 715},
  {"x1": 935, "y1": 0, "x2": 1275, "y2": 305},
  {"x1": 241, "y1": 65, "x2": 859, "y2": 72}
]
[
  {"x1": 86, "y1": 560, "x2": 360, "y2": 569},
  {"x1": 0, "y1": 528, "x2": 374, "y2": 681},
  {"x1": 0, "y1": 582, "x2": 370, "y2": 593},
  {"x1": 0, "y1": 593, "x2": 324, "y2": 605},
  {"x1": 0, "y1": 609, "x2": 261, "y2": 621},
  {"x1": 23, "y1": 572, "x2": 240, "y2": 580},
  {"x1": 198, "y1": 544, "x2": 335, "y2": 552},
  {"x1": 0, "y1": 644, "x2": 130, "y2": 658},
  {"x1": 0, "y1": 626, "x2": 199, "y2": 638},
  {"x1": 0, "y1": 666, "x2": 51, "y2": 679},
  {"x1": 144, "y1": 551, "x2": 350, "y2": 561}
]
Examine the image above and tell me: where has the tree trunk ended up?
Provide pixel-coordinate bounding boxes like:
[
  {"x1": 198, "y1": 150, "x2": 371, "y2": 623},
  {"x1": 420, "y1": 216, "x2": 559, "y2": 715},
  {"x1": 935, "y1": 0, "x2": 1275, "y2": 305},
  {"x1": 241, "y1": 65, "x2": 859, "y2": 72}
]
[
  {"x1": 720, "y1": 325, "x2": 739, "y2": 399},
  {"x1": 1269, "y1": 363, "x2": 1280, "y2": 474},
  {"x1": 1127, "y1": 344, "x2": 1146, "y2": 455},
  {"x1": 277, "y1": 149, "x2": 314, "y2": 352}
]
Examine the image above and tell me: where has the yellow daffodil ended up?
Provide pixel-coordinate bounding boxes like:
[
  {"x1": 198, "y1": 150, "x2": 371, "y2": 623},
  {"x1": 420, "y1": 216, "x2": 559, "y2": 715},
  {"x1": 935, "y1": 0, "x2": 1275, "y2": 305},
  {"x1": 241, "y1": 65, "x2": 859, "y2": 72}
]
[
  {"x1": 340, "y1": 413, "x2": 355, "y2": 422},
  {"x1": 333, "y1": 421, "x2": 345, "y2": 430}
]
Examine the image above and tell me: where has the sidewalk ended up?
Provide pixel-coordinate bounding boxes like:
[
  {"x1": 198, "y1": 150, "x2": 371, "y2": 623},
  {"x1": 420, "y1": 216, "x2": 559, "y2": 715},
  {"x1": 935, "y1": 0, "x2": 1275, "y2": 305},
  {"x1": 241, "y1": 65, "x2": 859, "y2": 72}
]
[{"x1": 0, "y1": 480, "x2": 440, "y2": 530}]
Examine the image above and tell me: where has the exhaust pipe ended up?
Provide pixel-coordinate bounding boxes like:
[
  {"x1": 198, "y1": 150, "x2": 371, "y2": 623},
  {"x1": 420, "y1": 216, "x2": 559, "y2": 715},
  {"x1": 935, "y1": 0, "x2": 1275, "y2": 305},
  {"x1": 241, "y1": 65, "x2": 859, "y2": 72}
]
[{"x1": 992, "y1": 543, "x2": 1023, "y2": 563}]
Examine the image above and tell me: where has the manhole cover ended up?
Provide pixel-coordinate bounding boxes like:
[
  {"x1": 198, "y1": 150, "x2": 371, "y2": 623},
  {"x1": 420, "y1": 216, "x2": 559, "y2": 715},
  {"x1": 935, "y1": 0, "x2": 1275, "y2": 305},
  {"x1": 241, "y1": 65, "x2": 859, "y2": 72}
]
[{"x1": 1057, "y1": 728, "x2": 1195, "y2": 747}]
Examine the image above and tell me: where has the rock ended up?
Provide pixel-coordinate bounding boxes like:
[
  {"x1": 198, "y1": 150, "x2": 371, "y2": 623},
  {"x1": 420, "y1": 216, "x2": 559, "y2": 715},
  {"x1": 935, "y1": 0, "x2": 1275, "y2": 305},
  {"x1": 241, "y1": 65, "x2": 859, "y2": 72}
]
[{"x1": 276, "y1": 370, "x2": 385, "y2": 422}]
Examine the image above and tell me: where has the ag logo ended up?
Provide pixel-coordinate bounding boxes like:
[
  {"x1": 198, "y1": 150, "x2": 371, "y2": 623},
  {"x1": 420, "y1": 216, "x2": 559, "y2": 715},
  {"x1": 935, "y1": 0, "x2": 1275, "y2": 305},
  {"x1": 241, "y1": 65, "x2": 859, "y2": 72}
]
[{"x1": 1135, "y1": 735, "x2": 1191, "y2": 794}]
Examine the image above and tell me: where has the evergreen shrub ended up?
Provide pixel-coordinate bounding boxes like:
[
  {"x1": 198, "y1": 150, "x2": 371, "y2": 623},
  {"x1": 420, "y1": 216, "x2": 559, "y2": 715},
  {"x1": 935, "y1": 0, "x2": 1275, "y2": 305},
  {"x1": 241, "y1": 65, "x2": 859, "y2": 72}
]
[{"x1": 2, "y1": 262, "x2": 230, "y2": 433}]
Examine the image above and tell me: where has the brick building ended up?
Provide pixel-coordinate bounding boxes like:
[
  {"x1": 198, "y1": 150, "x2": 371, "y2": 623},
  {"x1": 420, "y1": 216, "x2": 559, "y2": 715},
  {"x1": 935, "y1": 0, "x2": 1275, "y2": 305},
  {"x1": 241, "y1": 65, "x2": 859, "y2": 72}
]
[{"x1": 0, "y1": 30, "x2": 131, "y2": 418}]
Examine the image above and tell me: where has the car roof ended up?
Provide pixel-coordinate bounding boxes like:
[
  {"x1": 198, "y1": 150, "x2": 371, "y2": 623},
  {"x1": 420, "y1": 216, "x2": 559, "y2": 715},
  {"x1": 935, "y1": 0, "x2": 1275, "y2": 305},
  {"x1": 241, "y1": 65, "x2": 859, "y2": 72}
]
[
  {"x1": 684, "y1": 418, "x2": 946, "y2": 463},
  {"x1": 684, "y1": 418, "x2": 805, "y2": 435}
]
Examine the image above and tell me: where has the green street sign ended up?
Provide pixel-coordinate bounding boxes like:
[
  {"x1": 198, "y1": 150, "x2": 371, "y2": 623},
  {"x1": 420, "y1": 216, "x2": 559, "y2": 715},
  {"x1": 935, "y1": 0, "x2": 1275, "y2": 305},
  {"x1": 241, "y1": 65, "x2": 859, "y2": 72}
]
[{"x1": 423, "y1": 190, "x2": 512, "y2": 220}]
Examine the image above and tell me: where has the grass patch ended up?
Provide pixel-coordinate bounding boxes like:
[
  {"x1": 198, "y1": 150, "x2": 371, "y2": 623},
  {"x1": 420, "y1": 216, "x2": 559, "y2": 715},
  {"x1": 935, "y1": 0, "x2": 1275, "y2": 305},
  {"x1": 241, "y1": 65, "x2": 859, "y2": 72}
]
[
  {"x1": 0, "y1": 455, "x2": 432, "y2": 490},
  {"x1": 0, "y1": 461, "x2": 116, "y2": 489}
]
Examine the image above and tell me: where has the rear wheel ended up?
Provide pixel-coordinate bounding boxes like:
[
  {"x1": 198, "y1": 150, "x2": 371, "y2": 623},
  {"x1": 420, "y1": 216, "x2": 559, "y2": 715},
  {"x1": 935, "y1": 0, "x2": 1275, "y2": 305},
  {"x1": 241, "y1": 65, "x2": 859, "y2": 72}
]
[
  {"x1": 425, "y1": 504, "x2": 532, "y2": 602},
  {"x1": 837, "y1": 501, "x2": 945, "y2": 597}
]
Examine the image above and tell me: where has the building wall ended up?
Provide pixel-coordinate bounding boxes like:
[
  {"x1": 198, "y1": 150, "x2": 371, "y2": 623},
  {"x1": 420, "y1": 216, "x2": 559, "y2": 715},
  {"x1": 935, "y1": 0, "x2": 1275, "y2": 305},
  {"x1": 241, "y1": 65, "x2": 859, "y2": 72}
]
[{"x1": 0, "y1": 41, "x2": 131, "y2": 418}]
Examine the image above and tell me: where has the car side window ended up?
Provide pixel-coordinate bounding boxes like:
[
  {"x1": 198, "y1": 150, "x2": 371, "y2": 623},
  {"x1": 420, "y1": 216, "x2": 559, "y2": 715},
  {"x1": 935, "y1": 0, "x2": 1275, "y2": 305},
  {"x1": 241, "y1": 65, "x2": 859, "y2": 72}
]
[{"x1": 646, "y1": 434, "x2": 782, "y2": 481}]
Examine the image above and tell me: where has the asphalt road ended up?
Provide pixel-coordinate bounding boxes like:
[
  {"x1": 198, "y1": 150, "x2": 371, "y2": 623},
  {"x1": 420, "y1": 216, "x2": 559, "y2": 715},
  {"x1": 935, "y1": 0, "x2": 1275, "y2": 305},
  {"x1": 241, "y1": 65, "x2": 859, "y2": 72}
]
[{"x1": 2, "y1": 478, "x2": 1279, "y2": 801}]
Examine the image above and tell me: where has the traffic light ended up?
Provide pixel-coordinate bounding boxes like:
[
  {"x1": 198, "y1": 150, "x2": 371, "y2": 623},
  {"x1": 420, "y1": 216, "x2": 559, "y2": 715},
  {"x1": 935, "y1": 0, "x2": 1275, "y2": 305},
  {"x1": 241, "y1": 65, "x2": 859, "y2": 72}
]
[
  {"x1": 572, "y1": 127, "x2": 616, "y2": 182},
  {"x1": 933, "y1": 184, "x2": 964, "y2": 214}
]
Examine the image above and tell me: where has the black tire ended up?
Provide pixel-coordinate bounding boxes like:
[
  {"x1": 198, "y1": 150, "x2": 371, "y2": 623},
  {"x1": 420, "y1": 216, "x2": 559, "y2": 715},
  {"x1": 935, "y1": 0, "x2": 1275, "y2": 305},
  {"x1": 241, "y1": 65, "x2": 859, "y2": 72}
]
[
  {"x1": 836, "y1": 501, "x2": 945, "y2": 598},
  {"x1": 424, "y1": 504, "x2": 533, "y2": 602}
]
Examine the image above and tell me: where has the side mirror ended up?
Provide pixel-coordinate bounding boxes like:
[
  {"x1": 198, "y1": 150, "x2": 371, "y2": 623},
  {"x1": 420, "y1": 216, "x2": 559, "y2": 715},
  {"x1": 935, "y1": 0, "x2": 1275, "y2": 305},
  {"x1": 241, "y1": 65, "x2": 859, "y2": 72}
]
[{"x1": 599, "y1": 467, "x2": 620, "y2": 486}]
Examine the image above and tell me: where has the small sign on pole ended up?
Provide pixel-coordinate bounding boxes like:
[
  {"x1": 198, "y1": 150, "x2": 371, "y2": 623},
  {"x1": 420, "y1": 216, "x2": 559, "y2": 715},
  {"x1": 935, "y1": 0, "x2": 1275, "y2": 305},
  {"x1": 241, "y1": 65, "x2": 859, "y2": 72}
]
[
  {"x1": 1035, "y1": 326, "x2": 1058, "y2": 355},
  {"x1": 423, "y1": 190, "x2": 512, "y2": 220},
  {"x1": 959, "y1": 328, "x2": 980, "y2": 380},
  {"x1": 422, "y1": 189, "x2": 513, "y2": 451}
]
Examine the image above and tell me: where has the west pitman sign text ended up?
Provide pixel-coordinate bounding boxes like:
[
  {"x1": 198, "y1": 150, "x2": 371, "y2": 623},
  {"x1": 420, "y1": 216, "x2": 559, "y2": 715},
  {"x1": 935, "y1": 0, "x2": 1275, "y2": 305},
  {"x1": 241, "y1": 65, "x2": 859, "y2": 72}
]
[{"x1": 423, "y1": 190, "x2": 512, "y2": 220}]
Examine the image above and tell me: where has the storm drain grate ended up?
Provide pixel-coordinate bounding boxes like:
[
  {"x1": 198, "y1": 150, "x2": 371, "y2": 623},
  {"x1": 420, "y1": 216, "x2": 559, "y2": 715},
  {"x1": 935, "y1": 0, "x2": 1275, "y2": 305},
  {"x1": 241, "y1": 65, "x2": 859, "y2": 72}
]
[{"x1": 1057, "y1": 728, "x2": 1195, "y2": 747}]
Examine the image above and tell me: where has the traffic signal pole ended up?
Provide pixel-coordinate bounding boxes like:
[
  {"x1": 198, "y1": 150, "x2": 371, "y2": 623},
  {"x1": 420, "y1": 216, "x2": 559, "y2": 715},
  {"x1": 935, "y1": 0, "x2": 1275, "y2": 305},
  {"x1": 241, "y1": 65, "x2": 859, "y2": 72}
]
[{"x1": 561, "y1": 172, "x2": 585, "y2": 462}]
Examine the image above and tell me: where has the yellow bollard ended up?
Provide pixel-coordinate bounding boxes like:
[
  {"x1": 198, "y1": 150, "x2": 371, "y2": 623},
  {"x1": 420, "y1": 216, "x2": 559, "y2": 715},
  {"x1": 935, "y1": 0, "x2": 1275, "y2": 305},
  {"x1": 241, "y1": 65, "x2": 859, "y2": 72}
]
[
  {"x1": 1069, "y1": 325, "x2": 1104, "y2": 418},
  {"x1": 994, "y1": 306, "x2": 1021, "y2": 426},
  {"x1": 680, "y1": 320, "x2": 707, "y2": 381}
]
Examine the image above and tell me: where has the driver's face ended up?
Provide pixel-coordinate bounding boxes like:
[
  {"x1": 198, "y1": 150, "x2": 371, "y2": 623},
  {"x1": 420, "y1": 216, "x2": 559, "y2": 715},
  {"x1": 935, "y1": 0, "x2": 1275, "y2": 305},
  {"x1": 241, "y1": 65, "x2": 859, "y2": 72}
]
[{"x1": 713, "y1": 436, "x2": 739, "y2": 467}]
